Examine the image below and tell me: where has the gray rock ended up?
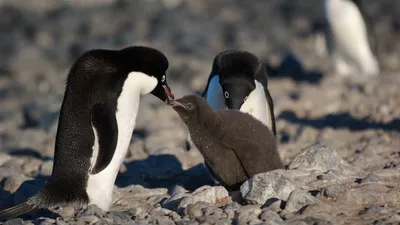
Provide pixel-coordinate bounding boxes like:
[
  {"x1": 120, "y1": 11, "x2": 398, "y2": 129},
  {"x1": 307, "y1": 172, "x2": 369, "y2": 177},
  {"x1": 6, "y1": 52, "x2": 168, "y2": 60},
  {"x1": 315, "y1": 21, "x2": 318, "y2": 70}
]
[
  {"x1": 248, "y1": 219, "x2": 264, "y2": 225},
  {"x1": 154, "y1": 217, "x2": 176, "y2": 225},
  {"x1": 259, "y1": 209, "x2": 283, "y2": 222},
  {"x1": 39, "y1": 160, "x2": 53, "y2": 176},
  {"x1": 176, "y1": 220, "x2": 199, "y2": 225},
  {"x1": 288, "y1": 144, "x2": 363, "y2": 176},
  {"x1": 215, "y1": 218, "x2": 233, "y2": 225},
  {"x1": 106, "y1": 211, "x2": 131, "y2": 224},
  {"x1": 93, "y1": 219, "x2": 112, "y2": 225},
  {"x1": 4, "y1": 218, "x2": 24, "y2": 225},
  {"x1": 240, "y1": 171, "x2": 301, "y2": 205},
  {"x1": 284, "y1": 190, "x2": 319, "y2": 213},
  {"x1": 77, "y1": 215, "x2": 100, "y2": 224},
  {"x1": 195, "y1": 215, "x2": 221, "y2": 224},
  {"x1": 149, "y1": 207, "x2": 173, "y2": 216},
  {"x1": 184, "y1": 201, "x2": 212, "y2": 219},
  {"x1": 39, "y1": 218, "x2": 56, "y2": 225},
  {"x1": 79, "y1": 205, "x2": 105, "y2": 218},
  {"x1": 0, "y1": 152, "x2": 11, "y2": 167},
  {"x1": 223, "y1": 202, "x2": 241, "y2": 219},
  {"x1": 58, "y1": 206, "x2": 75, "y2": 218},
  {"x1": 178, "y1": 186, "x2": 231, "y2": 209},
  {"x1": 235, "y1": 205, "x2": 262, "y2": 225}
]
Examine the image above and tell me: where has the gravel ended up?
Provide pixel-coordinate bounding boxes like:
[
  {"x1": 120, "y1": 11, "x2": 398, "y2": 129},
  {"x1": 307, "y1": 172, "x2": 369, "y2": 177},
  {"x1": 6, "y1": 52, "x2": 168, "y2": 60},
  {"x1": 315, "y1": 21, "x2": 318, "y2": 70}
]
[{"x1": 0, "y1": 0, "x2": 399, "y2": 224}]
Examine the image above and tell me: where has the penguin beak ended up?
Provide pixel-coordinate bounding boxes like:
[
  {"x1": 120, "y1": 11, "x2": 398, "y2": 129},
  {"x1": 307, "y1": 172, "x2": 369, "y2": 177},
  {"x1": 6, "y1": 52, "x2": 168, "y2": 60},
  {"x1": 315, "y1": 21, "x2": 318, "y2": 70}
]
[
  {"x1": 163, "y1": 85, "x2": 175, "y2": 104},
  {"x1": 170, "y1": 100, "x2": 186, "y2": 109}
]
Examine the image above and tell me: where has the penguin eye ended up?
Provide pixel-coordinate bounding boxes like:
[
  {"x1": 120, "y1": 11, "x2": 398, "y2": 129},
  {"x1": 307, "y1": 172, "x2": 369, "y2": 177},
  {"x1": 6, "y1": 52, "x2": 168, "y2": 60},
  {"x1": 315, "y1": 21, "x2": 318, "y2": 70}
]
[
  {"x1": 186, "y1": 103, "x2": 195, "y2": 110},
  {"x1": 161, "y1": 75, "x2": 166, "y2": 83},
  {"x1": 224, "y1": 91, "x2": 229, "y2": 99}
]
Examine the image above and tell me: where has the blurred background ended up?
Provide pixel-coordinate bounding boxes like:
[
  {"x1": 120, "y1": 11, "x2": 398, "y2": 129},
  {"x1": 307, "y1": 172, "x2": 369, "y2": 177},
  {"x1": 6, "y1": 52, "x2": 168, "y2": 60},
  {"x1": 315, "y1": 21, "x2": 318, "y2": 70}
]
[{"x1": 0, "y1": 0, "x2": 399, "y2": 209}]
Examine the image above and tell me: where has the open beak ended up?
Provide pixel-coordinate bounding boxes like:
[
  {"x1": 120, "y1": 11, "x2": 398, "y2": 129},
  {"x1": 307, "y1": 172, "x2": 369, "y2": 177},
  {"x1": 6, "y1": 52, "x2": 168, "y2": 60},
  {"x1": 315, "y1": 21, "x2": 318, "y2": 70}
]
[
  {"x1": 162, "y1": 85, "x2": 175, "y2": 104},
  {"x1": 170, "y1": 100, "x2": 186, "y2": 109}
]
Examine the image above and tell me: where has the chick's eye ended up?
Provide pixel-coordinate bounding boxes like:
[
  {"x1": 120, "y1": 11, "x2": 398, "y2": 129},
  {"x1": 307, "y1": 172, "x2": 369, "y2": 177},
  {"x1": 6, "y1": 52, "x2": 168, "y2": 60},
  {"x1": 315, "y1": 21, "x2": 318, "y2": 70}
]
[
  {"x1": 161, "y1": 75, "x2": 166, "y2": 82},
  {"x1": 224, "y1": 91, "x2": 229, "y2": 99},
  {"x1": 186, "y1": 103, "x2": 194, "y2": 110}
]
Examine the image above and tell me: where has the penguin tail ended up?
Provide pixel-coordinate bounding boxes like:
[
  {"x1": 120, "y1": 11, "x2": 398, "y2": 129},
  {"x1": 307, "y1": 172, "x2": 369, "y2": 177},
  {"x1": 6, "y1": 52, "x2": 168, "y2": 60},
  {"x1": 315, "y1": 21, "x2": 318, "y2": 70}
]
[{"x1": 0, "y1": 201, "x2": 38, "y2": 221}]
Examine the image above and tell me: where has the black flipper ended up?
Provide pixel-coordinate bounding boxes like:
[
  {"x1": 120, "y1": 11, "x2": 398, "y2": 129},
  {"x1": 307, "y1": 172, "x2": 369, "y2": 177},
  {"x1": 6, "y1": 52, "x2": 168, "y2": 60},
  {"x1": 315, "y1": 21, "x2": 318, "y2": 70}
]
[
  {"x1": 90, "y1": 101, "x2": 118, "y2": 174},
  {"x1": 0, "y1": 202, "x2": 37, "y2": 221},
  {"x1": 265, "y1": 89, "x2": 277, "y2": 136}
]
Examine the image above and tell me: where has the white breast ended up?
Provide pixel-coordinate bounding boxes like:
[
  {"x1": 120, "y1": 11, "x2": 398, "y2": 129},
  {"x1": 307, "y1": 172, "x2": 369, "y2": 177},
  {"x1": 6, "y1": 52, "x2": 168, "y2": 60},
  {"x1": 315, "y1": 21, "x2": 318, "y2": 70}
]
[
  {"x1": 86, "y1": 72, "x2": 157, "y2": 211},
  {"x1": 324, "y1": 0, "x2": 379, "y2": 76},
  {"x1": 240, "y1": 81, "x2": 273, "y2": 130}
]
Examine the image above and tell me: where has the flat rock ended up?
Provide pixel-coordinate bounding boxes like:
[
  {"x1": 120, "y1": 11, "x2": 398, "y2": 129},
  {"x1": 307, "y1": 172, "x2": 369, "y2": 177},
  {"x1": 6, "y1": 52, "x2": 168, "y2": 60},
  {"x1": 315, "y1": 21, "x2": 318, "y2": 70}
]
[{"x1": 178, "y1": 186, "x2": 231, "y2": 209}]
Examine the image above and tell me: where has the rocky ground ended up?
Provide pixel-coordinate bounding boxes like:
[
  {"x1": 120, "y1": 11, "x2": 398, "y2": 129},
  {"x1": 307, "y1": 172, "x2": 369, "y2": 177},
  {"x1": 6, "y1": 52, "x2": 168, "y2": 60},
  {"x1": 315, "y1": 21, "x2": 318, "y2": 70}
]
[{"x1": 0, "y1": 0, "x2": 399, "y2": 224}]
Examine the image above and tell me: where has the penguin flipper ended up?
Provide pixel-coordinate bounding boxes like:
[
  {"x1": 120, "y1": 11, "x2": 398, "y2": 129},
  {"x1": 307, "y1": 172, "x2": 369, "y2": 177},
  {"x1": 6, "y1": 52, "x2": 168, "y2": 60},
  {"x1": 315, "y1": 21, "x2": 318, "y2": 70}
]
[
  {"x1": 0, "y1": 202, "x2": 37, "y2": 220},
  {"x1": 90, "y1": 101, "x2": 118, "y2": 174},
  {"x1": 264, "y1": 89, "x2": 277, "y2": 136}
]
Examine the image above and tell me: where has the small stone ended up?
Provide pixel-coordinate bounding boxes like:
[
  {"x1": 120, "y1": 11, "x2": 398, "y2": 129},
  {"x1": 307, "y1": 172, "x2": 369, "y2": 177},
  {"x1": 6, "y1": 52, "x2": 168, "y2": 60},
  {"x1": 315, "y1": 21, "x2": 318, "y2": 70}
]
[
  {"x1": 284, "y1": 190, "x2": 319, "y2": 213},
  {"x1": 39, "y1": 218, "x2": 56, "y2": 225},
  {"x1": 176, "y1": 220, "x2": 199, "y2": 225},
  {"x1": 94, "y1": 219, "x2": 111, "y2": 225},
  {"x1": 248, "y1": 219, "x2": 264, "y2": 225},
  {"x1": 155, "y1": 217, "x2": 175, "y2": 225},
  {"x1": 262, "y1": 198, "x2": 282, "y2": 212},
  {"x1": 106, "y1": 211, "x2": 131, "y2": 224},
  {"x1": 55, "y1": 220, "x2": 68, "y2": 225},
  {"x1": 59, "y1": 206, "x2": 75, "y2": 218},
  {"x1": 39, "y1": 160, "x2": 54, "y2": 176},
  {"x1": 278, "y1": 210, "x2": 294, "y2": 220},
  {"x1": 80, "y1": 205, "x2": 105, "y2": 217},
  {"x1": 78, "y1": 215, "x2": 99, "y2": 224},
  {"x1": 235, "y1": 205, "x2": 262, "y2": 224},
  {"x1": 4, "y1": 218, "x2": 24, "y2": 225},
  {"x1": 178, "y1": 186, "x2": 231, "y2": 209},
  {"x1": 0, "y1": 152, "x2": 11, "y2": 166},
  {"x1": 149, "y1": 207, "x2": 173, "y2": 216},
  {"x1": 170, "y1": 211, "x2": 182, "y2": 221},
  {"x1": 196, "y1": 215, "x2": 220, "y2": 224},
  {"x1": 184, "y1": 202, "x2": 212, "y2": 219},
  {"x1": 259, "y1": 209, "x2": 283, "y2": 222},
  {"x1": 240, "y1": 170, "x2": 300, "y2": 205},
  {"x1": 215, "y1": 218, "x2": 233, "y2": 225},
  {"x1": 223, "y1": 202, "x2": 241, "y2": 219}
]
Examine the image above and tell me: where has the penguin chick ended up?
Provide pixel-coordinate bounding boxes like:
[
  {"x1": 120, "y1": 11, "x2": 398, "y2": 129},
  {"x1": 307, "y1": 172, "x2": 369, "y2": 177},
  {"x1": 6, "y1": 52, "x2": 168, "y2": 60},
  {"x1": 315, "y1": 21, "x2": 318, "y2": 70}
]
[
  {"x1": 0, "y1": 46, "x2": 175, "y2": 220},
  {"x1": 172, "y1": 95, "x2": 283, "y2": 191}
]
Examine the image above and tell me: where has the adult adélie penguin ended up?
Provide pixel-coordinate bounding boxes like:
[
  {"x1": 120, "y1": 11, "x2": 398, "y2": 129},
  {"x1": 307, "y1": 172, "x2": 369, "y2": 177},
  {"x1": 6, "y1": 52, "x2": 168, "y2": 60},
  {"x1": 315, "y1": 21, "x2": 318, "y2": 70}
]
[
  {"x1": 186, "y1": 50, "x2": 276, "y2": 150},
  {"x1": 0, "y1": 46, "x2": 175, "y2": 220}
]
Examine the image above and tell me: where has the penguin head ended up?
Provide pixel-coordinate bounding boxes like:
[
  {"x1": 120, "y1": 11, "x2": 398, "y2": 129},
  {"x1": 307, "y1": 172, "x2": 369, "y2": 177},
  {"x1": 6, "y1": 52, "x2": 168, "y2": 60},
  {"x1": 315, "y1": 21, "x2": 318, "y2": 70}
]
[
  {"x1": 220, "y1": 74, "x2": 255, "y2": 109},
  {"x1": 211, "y1": 50, "x2": 261, "y2": 110},
  {"x1": 119, "y1": 46, "x2": 174, "y2": 103},
  {"x1": 170, "y1": 95, "x2": 209, "y2": 125}
]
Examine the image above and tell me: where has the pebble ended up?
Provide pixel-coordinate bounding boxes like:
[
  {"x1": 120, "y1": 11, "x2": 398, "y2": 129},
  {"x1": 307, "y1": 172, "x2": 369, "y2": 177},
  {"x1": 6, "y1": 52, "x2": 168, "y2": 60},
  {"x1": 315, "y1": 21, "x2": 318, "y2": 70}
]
[
  {"x1": 59, "y1": 206, "x2": 75, "y2": 218},
  {"x1": 77, "y1": 215, "x2": 100, "y2": 224},
  {"x1": 105, "y1": 211, "x2": 132, "y2": 224},
  {"x1": 284, "y1": 190, "x2": 319, "y2": 213},
  {"x1": 235, "y1": 205, "x2": 262, "y2": 225},
  {"x1": 79, "y1": 205, "x2": 105, "y2": 218}
]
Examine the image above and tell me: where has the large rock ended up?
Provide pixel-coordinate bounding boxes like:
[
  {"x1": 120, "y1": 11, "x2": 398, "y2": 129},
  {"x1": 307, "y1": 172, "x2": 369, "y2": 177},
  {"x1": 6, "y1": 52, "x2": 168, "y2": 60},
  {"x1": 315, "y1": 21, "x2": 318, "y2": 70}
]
[
  {"x1": 240, "y1": 170, "x2": 302, "y2": 205},
  {"x1": 288, "y1": 144, "x2": 364, "y2": 176}
]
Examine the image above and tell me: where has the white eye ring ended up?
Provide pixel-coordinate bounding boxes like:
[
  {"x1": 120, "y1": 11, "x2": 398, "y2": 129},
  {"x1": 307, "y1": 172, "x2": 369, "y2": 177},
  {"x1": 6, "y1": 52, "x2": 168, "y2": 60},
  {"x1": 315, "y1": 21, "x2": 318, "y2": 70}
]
[
  {"x1": 224, "y1": 91, "x2": 229, "y2": 99},
  {"x1": 161, "y1": 75, "x2": 166, "y2": 82}
]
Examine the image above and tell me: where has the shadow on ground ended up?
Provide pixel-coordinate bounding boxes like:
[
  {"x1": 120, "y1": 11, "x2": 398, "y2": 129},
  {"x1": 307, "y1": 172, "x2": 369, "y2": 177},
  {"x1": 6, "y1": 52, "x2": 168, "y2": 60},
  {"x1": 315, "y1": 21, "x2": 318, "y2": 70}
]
[
  {"x1": 278, "y1": 110, "x2": 400, "y2": 131},
  {"x1": 117, "y1": 154, "x2": 215, "y2": 191}
]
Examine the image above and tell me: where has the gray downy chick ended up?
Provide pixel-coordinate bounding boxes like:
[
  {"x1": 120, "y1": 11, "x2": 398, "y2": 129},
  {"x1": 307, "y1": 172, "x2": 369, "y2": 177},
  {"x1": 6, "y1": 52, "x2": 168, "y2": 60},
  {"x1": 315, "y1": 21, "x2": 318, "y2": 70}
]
[{"x1": 171, "y1": 95, "x2": 283, "y2": 191}]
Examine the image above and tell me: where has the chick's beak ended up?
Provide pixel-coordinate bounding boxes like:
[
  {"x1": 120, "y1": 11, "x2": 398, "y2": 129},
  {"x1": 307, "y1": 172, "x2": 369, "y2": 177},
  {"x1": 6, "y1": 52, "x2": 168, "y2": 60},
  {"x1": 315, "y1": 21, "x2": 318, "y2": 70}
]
[
  {"x1": 170, "y1": 100, "x2": 186, "y2": 109},
  {"x1": 162, "y1": 85, "x2": 175, "y2": 104}
]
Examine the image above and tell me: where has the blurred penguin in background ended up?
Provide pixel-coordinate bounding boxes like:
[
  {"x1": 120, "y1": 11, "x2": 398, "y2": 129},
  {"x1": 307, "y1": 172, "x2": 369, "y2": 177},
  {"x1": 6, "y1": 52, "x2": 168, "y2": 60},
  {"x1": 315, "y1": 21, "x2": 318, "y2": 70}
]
[{"x1": 323, "y1": 0, "x2": 380, "y2": 76}]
